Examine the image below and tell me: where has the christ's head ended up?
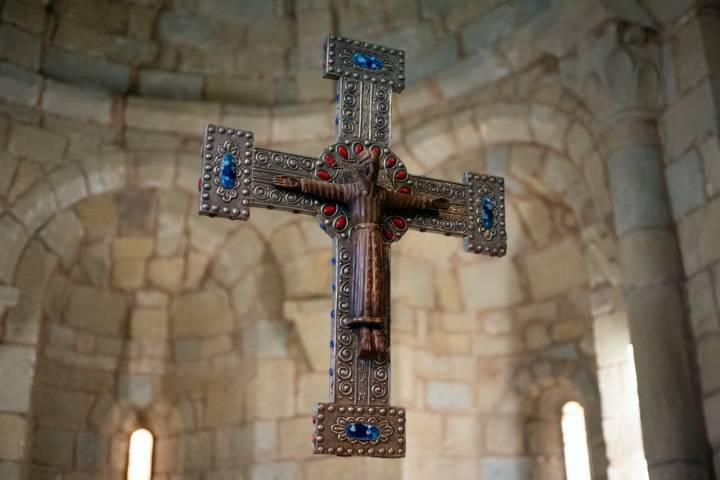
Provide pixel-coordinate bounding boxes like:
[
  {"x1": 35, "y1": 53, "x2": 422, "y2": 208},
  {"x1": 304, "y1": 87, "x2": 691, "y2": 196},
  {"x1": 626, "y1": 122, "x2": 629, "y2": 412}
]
[{"x1": 358, "y1": 149, "x2": 380, "y2": 190}]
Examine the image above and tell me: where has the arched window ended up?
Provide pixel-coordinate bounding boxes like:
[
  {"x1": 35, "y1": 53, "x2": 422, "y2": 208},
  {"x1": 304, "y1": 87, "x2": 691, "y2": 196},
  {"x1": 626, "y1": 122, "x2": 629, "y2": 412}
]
[
  {"x1": 127, "y1": 428, "x2": 154, "y2": 480},
  {"x1": 561, "y1": 401, "x2": 592, "y2": 480}
]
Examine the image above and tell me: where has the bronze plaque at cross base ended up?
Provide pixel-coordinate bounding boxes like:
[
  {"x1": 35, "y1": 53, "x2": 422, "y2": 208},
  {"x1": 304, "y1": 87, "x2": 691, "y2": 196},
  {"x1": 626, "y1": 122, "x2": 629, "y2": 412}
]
[{"x1": 197, "y1": 34, "x2": 507, "y2": 459}]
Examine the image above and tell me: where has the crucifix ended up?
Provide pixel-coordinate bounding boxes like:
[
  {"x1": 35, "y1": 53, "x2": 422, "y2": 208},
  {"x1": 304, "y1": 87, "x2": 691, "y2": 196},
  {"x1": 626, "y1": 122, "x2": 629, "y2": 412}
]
[{"x1": 197, "y1": 34, "x2": 507, "y2": 458}]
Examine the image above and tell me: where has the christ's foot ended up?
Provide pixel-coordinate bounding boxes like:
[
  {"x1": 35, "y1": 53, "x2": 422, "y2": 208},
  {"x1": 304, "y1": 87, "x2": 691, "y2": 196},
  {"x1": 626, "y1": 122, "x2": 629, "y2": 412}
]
[
  {"x1": 359, "y1": 327, "x2": 373, "y2": 358},
  {"x1": 372, "y1": 329, "x2": 386, "y2": 353}
]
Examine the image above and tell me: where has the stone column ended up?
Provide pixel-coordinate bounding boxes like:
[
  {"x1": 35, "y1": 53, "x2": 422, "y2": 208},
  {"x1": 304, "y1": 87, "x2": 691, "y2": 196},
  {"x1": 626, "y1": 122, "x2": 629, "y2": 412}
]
[{"x1": 565, "y1": 22, "x2": 712, "y2": 480}]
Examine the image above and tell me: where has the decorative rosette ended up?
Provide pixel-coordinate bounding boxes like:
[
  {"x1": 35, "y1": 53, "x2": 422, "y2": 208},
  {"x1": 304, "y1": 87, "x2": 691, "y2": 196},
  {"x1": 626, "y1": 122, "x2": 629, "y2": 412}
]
[
  {"x1": 380, "y1": 149, "x2": 411, "y2": 194},
  {"x1": 319, "y1": 202, "x2": 349, "y2": 236},
  {"x1": 330, "y1": 416, "x2": 394, "y2": 444},
  {"x1": 379, "y1": 215, "x2": 409, "y2": 243}
]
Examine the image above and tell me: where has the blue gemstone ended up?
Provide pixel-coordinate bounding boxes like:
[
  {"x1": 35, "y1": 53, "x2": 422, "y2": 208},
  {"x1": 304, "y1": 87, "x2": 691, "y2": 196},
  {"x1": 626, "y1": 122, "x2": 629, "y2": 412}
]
[
  {"x1": 330, "y1": 310, "x2": 335, "y2": 319},
  {"x1": 335, "y1": 116, "x2": 339, "y2": 125},
  {"x1": 482, "y1": 196, "x2": 494, "y2": 229},
  {"x1": 220, "y1": 152, "x2": 237, "y2": 189},
  {"x1": 346, "y1": 422, "x2": 381, "y2": 441},
  {"x1": 331, "y1": 257, "x2": 337, "y2": 265},
  {"x1": 332, "y1": 283, "x2": 336, "y2": 291},
  {"x1": 352, "y1": 52, "x2": 384, "y2": 71},
  {"x1": 329, "y1": 368, "x2": 334, "y2": 376},
  {"x1": 330, "y1": 339, "x2": 335, "y2": 349}
]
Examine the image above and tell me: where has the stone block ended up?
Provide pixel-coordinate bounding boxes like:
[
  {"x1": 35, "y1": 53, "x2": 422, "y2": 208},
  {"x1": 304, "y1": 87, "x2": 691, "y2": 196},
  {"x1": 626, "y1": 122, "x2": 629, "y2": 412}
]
[
  {"x1": 74, "y1": 193, "x2": 119, "y2": 240},
  {"x1": 458, "y1": 258, "x2": 523, "y2": 310},
  {"x1": 0, "y1": 24, "x2": 41, "y2": 70},
  {"x1": 524, "y1": 237, "x2": 587, "y2": 299},
  {"x1": 80, "y1": 150, "x2": 128, "y2": 195},
  {"x1": 130, "y1": 308, "x2": 168, "y2": 338},
  {"x1": 279, "y1": 417, "x2": 309, "y2": 458},
  {"x1": 248, "y1": 359, "x2": 295, "y2": 419},
  {"x1": 461, "y1": 3, "x2": 514, "y2": 54},
  {"x1": 0, "y1": 214, "x2": 28, "y2": 284},
  {"x1": 184, "y1": 431, "x2": 214, "y2": 470},
  {"x1": 155, "y1": 189, "x2": 188, "y2": 256},
  {"x1": 47, "y1": 164, "x2": 88, "y2": 209},
  {"x1": 42, "y1": 46, "x2": 130, "y2": 93},
  {"x1": 0, "y1": 62, "x2": 41, "y2": 106},
  {"x1": 392, "y1": 254, "x2": 436, "y2": 308},
  {"x1": 148, "y1": 256, "x2": 184, "y2": 290},
  {"x1": 76, "y1": 432, "x2": 107, "y2": 466},
  {"x1": 618, "y1": 229, "x2": 682, "y2": 287},
  {"x1": 112, "y1": 258, "x2": 145, "y2": 289},
  {"x1": 408, "y1": 411, "x2": 443, "y2": 451},
  {"x1": 158, "y1": 13, "x2": 217, "y2": 45},
  {"x1": 608, "y1": 145, "x2": 672, "y2": 234},
  {"x1": 42, "y1": 80, "x2": 113, "y2": 124},
  {"x1": 444, "y1": 414, "x2": 481, "y2": 456},
  {"x1": 673, "y1": 16, "x2": 707, "y2": 93},
  {"x1": 666, "y1": 149, "x2": 705, "y2": 219},
  {"x1": 206, "y1": 384, "x2": 243, "y2": 428},
  {"x1": 112, "y1": 237, "x2": 154, "y2": 259},
  {"x1": 704, "y1": 392, "x2": 720, "y2": 447},
  {"x1": 173, "y1": 338, "x2": 200, "y2": 362},
  {"x1": 138, "y1": 69, "x2": 203, "y2": 99},
  {"x1": 39, "y1": 210, "x2": 83, "y2": 268},
  {"x1": 481, "y1": 456, "x2": 533, "y2": 479},
  {"x1": 9, "y1": 122, "x2": 67, "y2": 165},
  {"x1": 698, "y1": 334, "x2": 720, "y2": 394},
  {"x1": 0, "y1": 414, "x2": 26, "y2": 460},
  {"x1": 0, "y1": 345, "x2": 35, "y2": 412},
  {"x1": 212, "y1": 227, "x2": 266, "y2": 287},
  {"x1": 2, "y1": 0, "x2": 47, "y2": 33},
  {"x1": 408, "y1": 36, "x2": 459, "y2": 81},
  {"x1": 172, "y1": 290, "x2": 233, "y2": 337},
  {"x1": 118, "y1": 374, "x2": 154, "y2": 407},
  {"x1": 662, "y1": 80, "x2": 718, "y2": 159},
  {"x1": 33, "y1": 428, "x2": 74, "y2": 466},
  {"x1": 437, "y1": 49, "x2": 510, "y2": 100},
  {"x1": 243, "y1": 320, "x2": 289, "y2": 359},
  {"x1": 700, "y1": 136, "x2": 720, "y2": 197},
  {"x1": 426, "y1": 382, "x2": 472, "y2": 410},
  {"x1": 250, "y1": 462, "x2": 300, "y2": 480},
  {"x1": 65, "y1": 285, "x2": 128, "y2": 336},
  {"x1": 485, "y1": 415, "x2": 525, "y2": 455},
  {"x1": 0, "y1": 462, "x2": 21, "y2": 480},
  {"x1": 125, "y1": 97, "x2": 221, "y2": 137}
]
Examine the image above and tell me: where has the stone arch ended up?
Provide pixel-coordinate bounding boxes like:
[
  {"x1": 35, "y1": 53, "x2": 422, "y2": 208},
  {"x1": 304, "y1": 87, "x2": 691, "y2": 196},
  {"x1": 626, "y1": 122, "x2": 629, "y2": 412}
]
[{"x1": 513, "y1": 359, "x2": 608, "y2": 480}]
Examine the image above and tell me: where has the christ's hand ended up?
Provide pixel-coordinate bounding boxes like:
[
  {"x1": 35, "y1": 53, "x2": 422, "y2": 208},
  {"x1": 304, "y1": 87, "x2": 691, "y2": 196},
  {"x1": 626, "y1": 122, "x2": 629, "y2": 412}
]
[
  {"x1": 429, "y1": 197, "x2": 450, "y2": 210},
  {"x1": 274, "y1": 175, "x2": 300, "y2": 189}
]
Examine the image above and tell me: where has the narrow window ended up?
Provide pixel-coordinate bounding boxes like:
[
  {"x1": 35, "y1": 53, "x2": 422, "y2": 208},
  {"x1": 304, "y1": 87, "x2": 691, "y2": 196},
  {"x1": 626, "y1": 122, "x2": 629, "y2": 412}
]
[
  {"x1": 561, "y1": 401, "x2": 592, "y2": 480},
  {"x1": 127, "y1": 428, "x2": 154, "y2": 480}
]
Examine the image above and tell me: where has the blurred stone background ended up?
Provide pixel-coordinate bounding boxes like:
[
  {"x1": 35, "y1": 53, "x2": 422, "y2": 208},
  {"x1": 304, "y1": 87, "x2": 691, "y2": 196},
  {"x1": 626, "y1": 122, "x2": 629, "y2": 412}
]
[{"x1": 0, "y1": 0, "x2": 718, "y2": 479}]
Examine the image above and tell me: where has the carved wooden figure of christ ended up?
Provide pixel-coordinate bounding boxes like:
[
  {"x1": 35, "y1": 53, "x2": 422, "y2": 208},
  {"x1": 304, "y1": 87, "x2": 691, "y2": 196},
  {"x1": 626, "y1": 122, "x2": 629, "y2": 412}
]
[
  {"x1": 197, "y1": 34, "x2": 507, "y2": 458},
  {"x1": 274, "y1": 150, "x2": 449, "y2": 358}
]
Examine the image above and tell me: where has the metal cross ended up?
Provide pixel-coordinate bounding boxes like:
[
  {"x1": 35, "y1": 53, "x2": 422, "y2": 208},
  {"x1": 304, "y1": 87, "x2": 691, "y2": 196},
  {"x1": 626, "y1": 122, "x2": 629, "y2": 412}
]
[{"x1": 197, "y1": 34, "x2": 507, "y2": 459}]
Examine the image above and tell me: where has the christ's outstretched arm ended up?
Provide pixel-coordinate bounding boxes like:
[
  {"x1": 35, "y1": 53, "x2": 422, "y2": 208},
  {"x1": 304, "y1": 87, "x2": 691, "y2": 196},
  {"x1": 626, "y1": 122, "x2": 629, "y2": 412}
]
[
  {"x1": 385, "y1": 191, "x2": 450, "y2": 210},
  {"x1": 274, "y1": 175, "x2": 352, "y2": 203}
]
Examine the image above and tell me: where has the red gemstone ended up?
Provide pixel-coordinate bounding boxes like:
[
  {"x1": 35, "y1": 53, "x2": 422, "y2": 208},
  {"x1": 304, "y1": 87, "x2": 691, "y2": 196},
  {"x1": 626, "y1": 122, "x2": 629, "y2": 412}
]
[
  {"x1": 337, "y1": 145, "x2": 349, "y2": 159},
  {"x1": 395, "y1": 169, "x2": 408, "y2": 181},
  {"x1": 334, "y1": 215, "x2": 348, "y2": 230},
  {"x1": 313, "y1": 415, "x2": 317, "y2": 424},
  {"x1": 196, "y1": 177, "x2": 202, "y2": 192},
  {"x1": 316, "y1": 169, "x2": 332, "y2": 181},
  {"x1": 392, "y1": 217, "x2": 407, "y2": 230},
  {"x1": 382, "y1": 227, "x2": 395, "y2": 241},
  {"x1": 398, "y1": 186, "x2": 412, "y2": 194},
  {"x1": 322, "y1": 204, "x2": 337, "y2": 216},
  {"x1": 323, "y1": 153, "x2": 337, "y2": 168},
  {"x1": 371, "y1": 145, "x2": 382, "y2": 158},
  {"x1": 385, "y1": 156, "x2": 397, "y2": 168},
  {"x1": 353, "y1": 143, "x2": 364, "y2": 154}
]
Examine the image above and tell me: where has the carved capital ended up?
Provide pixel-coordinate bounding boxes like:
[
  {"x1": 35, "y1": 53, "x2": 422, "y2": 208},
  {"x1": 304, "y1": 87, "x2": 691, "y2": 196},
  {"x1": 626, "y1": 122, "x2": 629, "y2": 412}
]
[{"x1": 561, "y1": 21, "x2": 663, "y2": 123}]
